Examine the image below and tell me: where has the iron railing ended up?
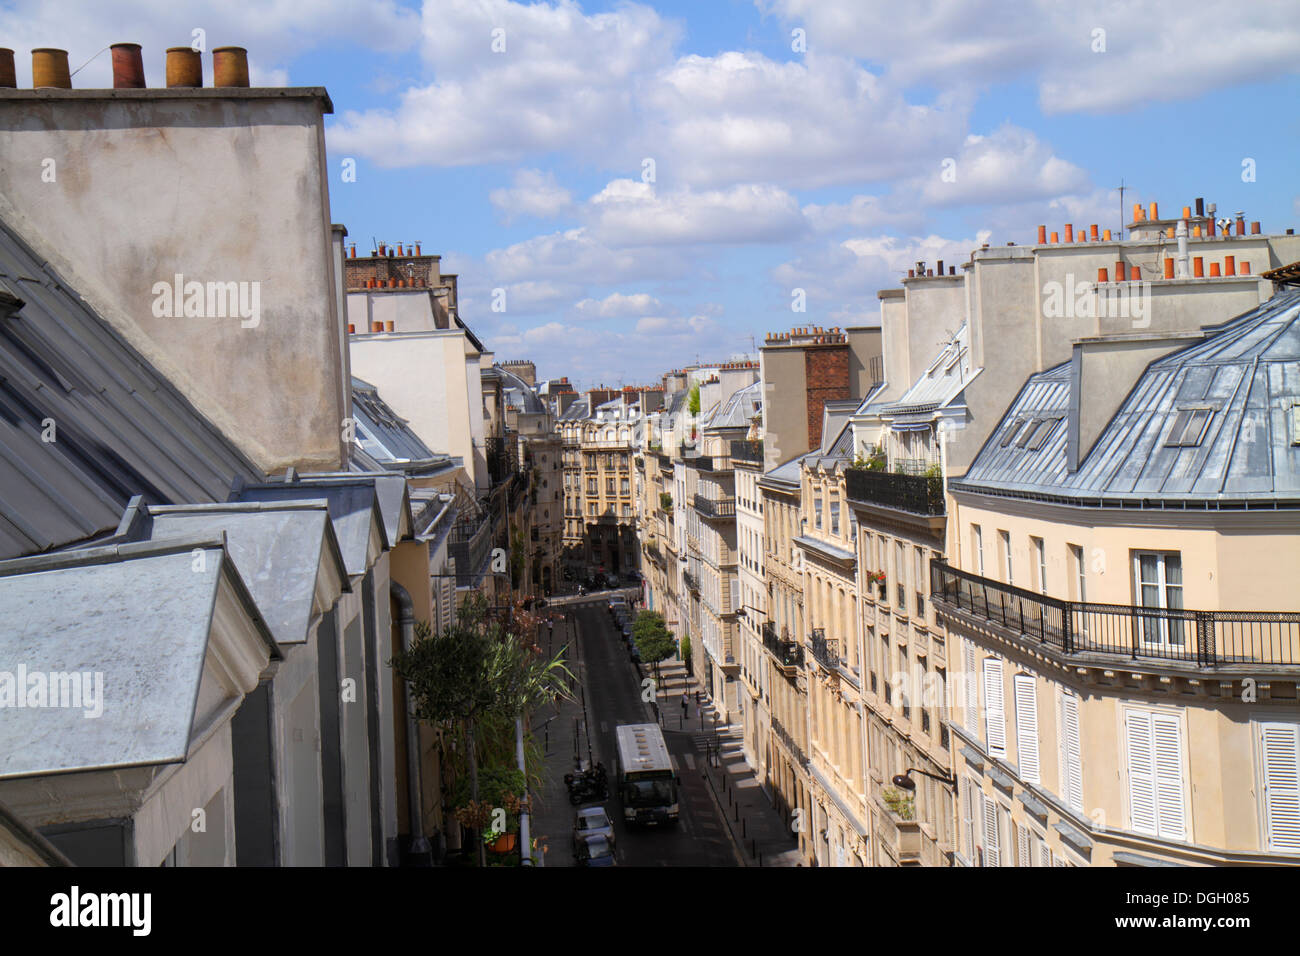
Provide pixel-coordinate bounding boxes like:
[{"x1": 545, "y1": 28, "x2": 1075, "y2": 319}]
[
  {"x1": 683, "y1": 568, "x2": 700, "y2": 592},
  {"x1": 930, "y1": 560, "x2": 1300, "y2": 668},
  {"x1": 694, "y1": 493, "x2": 736, "y2": 519},
  {"x1": 809, "y1": 628, "x2": 841, "y2": 669},
  {"x1": 762, "y1": 622, "x2": 803, "y2": 668},
  {"x1": 730, "y1": 439, "x2": 763, "y2": 464},
  {"x1": 846, "y1": 467, "x2": 945, "y2": 516}
]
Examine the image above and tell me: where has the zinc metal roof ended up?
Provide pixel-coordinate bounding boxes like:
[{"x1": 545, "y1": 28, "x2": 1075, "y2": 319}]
[
  {"x1": 236, "y1": 478, "x2": 388, "y2": 575},
  {"x1": 0, "y1": 218, "x2": 261, "y2": 560},
  {"x1": 143, "y1": 502, "x2": 348, "y2": 646},
  {"x1": 351, "y1": 376, "x2": 441, "y2": 464},
  {"x1": 703, "y1": 380, "x2": 762, "y2": 430},
  {"x1": 0, "y1": 538, "x2": 276, "y2": 779},
  {"x1": 880, "y1": 324, "x2": 975, "y2": 416},
  {"x1": 957, "y1": 289, "x2": 1300, "y2": 504}
]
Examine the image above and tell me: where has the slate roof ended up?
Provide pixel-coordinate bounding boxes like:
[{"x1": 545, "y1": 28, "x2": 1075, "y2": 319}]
[
  {"x1": 703, "y1": 380, "x2": 762, "y2": 430},
  {"x1": 351, "y1": 376, "x2": 442, "y2": 464},
  {"x1": 235, "y1": 478, "x2": 390, "y2": 576},
  {"x1": 559, "y1": 397, "x2": 590, "y2": 421},
  {"x1": 0, "y1": 218, "x2": 261, "y2": 560},
  {"x1": 957, "y1": 289, "x2": 1300, "y2": 505},
  {"x1": 0, "y1": 537, "x2": 277, "y2": 779},
  {"x1": 142, "y1": 501, "x2": 349, "y2": 646}
]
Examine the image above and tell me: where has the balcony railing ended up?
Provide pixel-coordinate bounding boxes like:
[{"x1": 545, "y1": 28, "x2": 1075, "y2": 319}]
[
  {"x1": 683, "y1": 569, "x2": 700, "y2": 592},
  {"x1": 809, "y1": 628, "x2": 841, "y2": 669},
  {"x1": 762, "y1": 622, "x2": 803, "y2": 668},
  {"x1": 931, "y1": 560, "x2": 1300, "y2": 668},
  {"x1": 730, "y1": 439, "x2": 763, "y2": 464},
  {"x1": 846, "y1": 467, "x2": 945, "y2": 516},
  {"x1": 694, "y1": 493, "x2": 736, "y2": 520}
]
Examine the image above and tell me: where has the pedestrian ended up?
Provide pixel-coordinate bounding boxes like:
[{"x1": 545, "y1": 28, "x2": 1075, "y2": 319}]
[
  {"x1": 681, "y1": 693, "x2": 688, "y2": 718},
  {"x1": 695, "y1": 689, "x2": 700, "y2": 706}
]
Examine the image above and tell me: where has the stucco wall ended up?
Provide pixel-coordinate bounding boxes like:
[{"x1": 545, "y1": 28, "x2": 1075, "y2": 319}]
[{"x1": 0, "y1": 91, "x2": 345, "y2": 473}]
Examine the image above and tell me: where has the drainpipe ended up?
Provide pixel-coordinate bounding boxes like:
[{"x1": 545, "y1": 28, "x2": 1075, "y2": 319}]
[
  {"x1": 517, "y1": 716, "x2": 533, "y2": 865},
  {"x1": 1175, "y1": 219, "x2": 1189, "y2": 279},
  {"x1": 391, "y1": 580, "x2": 432, "y2": 865}
]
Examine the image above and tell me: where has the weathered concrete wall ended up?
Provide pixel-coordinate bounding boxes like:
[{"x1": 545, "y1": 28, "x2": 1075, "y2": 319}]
[{"x1": 0, "y1": 90, "x2": 345, "y2": 473}]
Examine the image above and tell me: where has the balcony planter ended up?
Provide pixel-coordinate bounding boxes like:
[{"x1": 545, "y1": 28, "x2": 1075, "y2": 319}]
[{"x1": 488, "y1": 832, "x2": 517, "y2": 854}]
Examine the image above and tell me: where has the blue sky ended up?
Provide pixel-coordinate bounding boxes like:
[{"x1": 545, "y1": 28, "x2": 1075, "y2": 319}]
[{"x1": 6, "y1": 0, "x2": 1300, "y2": 389}]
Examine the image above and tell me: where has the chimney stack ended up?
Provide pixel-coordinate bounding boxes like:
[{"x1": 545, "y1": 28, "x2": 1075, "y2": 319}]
[
  {"x1": 165, "y1": 47, "x2": 202, "y2": 87},
  {"x1": 0, "y1": 49, "x2": 13, "y2": 88},
  {"x1": 110, "y1": 43, "x2": 145, "y2": 88},
  {"x1": 32, "y1": 48, "x2": 71, "y2": 89},
  {"x1": 212, "y1": 47, "x2": 249, "y2": 88}
]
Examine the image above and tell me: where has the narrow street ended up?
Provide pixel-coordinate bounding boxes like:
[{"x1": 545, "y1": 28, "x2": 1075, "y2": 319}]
[{"x1": 531, "y1": 597, "x2": 739, "y2": 867}]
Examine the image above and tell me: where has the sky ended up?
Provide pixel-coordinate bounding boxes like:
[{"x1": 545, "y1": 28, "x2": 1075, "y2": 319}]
[{"x1": 4, "y1": 0, "x2": 1300, "y2": 390}]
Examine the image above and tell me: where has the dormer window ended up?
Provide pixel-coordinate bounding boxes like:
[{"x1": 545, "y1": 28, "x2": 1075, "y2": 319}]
[
  {"x1": 1000, "y1": 418, "x2": 1027, "y2": 447},
  {"x1": 1166, "y1": 407, "x2": 1214, "y2": 448}
]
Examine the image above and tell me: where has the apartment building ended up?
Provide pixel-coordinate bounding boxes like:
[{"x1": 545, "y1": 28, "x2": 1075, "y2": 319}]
[
  {"x1": 938, "y1": 287, "x2": 1300, "y2": 866},
  {"x1": 559, "y1": 390, "x2": 643, "y2": 578},
  {"x1": 733, "y1": 437, "x2": 768, "y2": 777}
]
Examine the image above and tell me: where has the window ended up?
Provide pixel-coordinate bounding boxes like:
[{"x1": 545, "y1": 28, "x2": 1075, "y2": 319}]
[
  {"x1": 1000, "y1": 531, "x2": 1013, "y2": 585},
  {"x1": 1013, "y1": 674, "x2": 1040, "y2": 784},
  {"x1": 962, "y1": 778, "x2": 979, "y2": 864},
  {"x1": 982, "y1": 657, "x2": 1006, "y2": 757},
  {"x1": 1165, "y1": 407, "x2": 1213, "y2": 447},
  {"x1": 999, "y1": 418, "x2": 1026, "y2": 447},
  {"x1": 1124, "y1": 708, "x2": 1186, "y2": 840},
  {"x1": 1258, "y1": 722, "x2": 1300, "y2": 852},
  {"x1": 587, "y1": 479, "x2": 596, "y2": 495},
  {"x1": 606, "y1": 477, "x2": 615, "y2": 494},
  {"x1": 1016, "y1": 822, "x2": 1031, "y2": 867},
  {"x1": 621, "y1": 478, "x2": 630, "y2": 495},
  {"x1": 1134, "y1": 552, "x2": 1184, "y2": 646},
  {"x1": 1059, "y1": 691, "x2": 1084, "y2": 812},
  {"x1": 914, "y1": 547, "x2": 926, "y2": 618},
  {"x1": 895, "y1": 541, "x2": 906, "y2": 608},
  {"x1": 972, "y1": 525, "x2": 984, "y2": 575},
  {"x1": 830, "y1": 498, "x2": 840, "y2": 536},
  {"x1": 814, "y1": 496, "x2": 823, "y2": 530},
  {"x1": 1033, "y1": 537, "x2": 1047, "y2": 595},
  {"x1": 588, "y1": 502, "x2": 596, "y2": 515},
  {"x1": 981, "y1": 793, "x2": 1002, "y2": 867}
]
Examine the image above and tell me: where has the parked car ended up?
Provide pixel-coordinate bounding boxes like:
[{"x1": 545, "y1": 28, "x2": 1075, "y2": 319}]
[
  {"x1": 574, "y1": 833, "x2": 616, "y2": 867},
  {"x1": 573, "y1": 805, "x2": 616, "y2": 848},
  {"x1": 603, "y1": 573, "x2": 620, "y2": 589},
  {"x1": 628, "y1": 641, "x2": 641, "y2": 663}
]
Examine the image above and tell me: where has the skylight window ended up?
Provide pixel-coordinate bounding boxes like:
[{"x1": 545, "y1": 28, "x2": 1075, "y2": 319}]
[
  {"x1": 1025, "y1": 417, "x2": 1061, "y2": 450},
  {"x1": 1000, "y1": 418, "x2": 1026, "y2": 447},
  {"x1": 1166, "y1": 407, "x2": 1213, "y2": 448}
]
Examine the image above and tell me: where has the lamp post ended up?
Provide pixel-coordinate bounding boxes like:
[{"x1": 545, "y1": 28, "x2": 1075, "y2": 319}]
[{"x1": 891, "y1": 767, "x2": 958, "y2": 795}]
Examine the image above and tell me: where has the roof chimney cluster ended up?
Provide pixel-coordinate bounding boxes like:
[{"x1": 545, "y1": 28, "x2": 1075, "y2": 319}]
[
  {"x1": 2, "y1": 44, "x2": 250, "y2": 90},
  {"x1": 763, "y1": 326, "x2": 848, "y2": 345},
  {"x1": 352, "y1": 242, "x2": 424, "y2": 259}
]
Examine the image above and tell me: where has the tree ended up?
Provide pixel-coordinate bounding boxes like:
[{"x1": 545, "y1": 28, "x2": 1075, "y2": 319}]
[
  {"x1": 688, "y1": 383, "x2": 701, "y2": 416},
  {"x1": 392, "y1": 596, "x2": 573, "y2": 865},
  {"x1": 680, "y1": 632, "x2": 692, "y2": 670},
  {"x1": 633, "y1": 611, "x2": 676, "y2": 690}
]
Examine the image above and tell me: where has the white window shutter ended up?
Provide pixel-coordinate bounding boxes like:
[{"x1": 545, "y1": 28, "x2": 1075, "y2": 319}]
[
  {"x1": 964, "y1": 641, "x2": 978, "y2": 730},
  {"x1": 1060, "y1": 691, "x2": 1084, "y2": 812},
  {"x1": 1260, "y1": 723, "x2": 1300, "y2": 852},
  {"x1": 1125, "y1": 710, "x2": 1158, "y2": 836},
  {"x1": 962, "y1": 782, "x2": 977, "y2": 862},
  {"x1": 1152, "y1": 713, "x2": 1186, "y2": 840},
  {"x1": 1037, "y1": 839, "x2": 1051, "y2": 868},
  {"x1": 1016, "y1": 823, "x2": 1029, "y2": 868},
  {"x1": 1014, "y1": 674, "x2": 1040, "y2": 784},
  {"x1": 982, "y1": 794, "x2": 1000, "y2": 867},
  {"x1": 983, "y1": 658, "x2": 1006, "y2": 757}
]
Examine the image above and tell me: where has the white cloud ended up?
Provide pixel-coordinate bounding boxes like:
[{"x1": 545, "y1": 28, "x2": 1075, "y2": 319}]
[
  {"x1": 573, "y1": 292, "x2": 663, "y2": 319},
  {"x1": 802, "y1": 194, "x2": 923, "y2": 234},
  {"x1": 634, "y1": 314, "x2": 719, "y2": 336},
  {"x1": 911, "y1": 124, "x2": 1091, "y2": 207},
  {"x1": 329, "y1": 0, "x2": 681, "y2": 167},
  {"x1": 585, "y1": 179, "x2": 807, "y2": 245},
  {"x1": 489, "y1": 169, "x2": 574, "y2": 223},
  {"x1": 484, "y1": 227, "x2": 691, "y2": 285},
  {"x1": 759, "y1": 0, "x2": 1300, "y2": 115},
  {"x1": 638, "y1": 51, "x2": 969, "y2": 189}
]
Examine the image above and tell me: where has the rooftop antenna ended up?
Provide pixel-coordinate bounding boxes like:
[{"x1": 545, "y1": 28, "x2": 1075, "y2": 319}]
[{"x1": 1116, "y1": 178, "x2": 1125, "y2": 241}]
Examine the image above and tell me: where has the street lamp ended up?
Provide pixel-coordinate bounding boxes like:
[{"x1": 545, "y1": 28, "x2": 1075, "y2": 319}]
[{"x1": 891, "y1": 767, "x2": 958, "y2": 795}]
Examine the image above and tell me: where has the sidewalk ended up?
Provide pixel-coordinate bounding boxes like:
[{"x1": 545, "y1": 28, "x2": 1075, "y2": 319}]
[{"x1": 647, "y1": 656, "x2": 804, "y2": 867}]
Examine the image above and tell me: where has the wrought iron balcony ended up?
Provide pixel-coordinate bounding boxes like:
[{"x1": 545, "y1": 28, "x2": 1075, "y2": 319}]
[
  {"x1": 762, "y1": 622, "x2": 803, "y2": 668},
  {"x1": 809, "y1": 628, "x2": 841, "y2": 669},
  {"x1": 931, "y1": 559, "x2": 1300, "y2": 669},
  {"x1": 846, "y1": 467, "x2": 944, "y2": 517},
  {"x1": 683, "y1": 568, "x2": 700, "y2": 592},
  {"x1": 694, "y1": 492, "x2": 736, "y2": 520},
  {"x1": 729, "y1": 439, "x2": 763, "y2": 464}
]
